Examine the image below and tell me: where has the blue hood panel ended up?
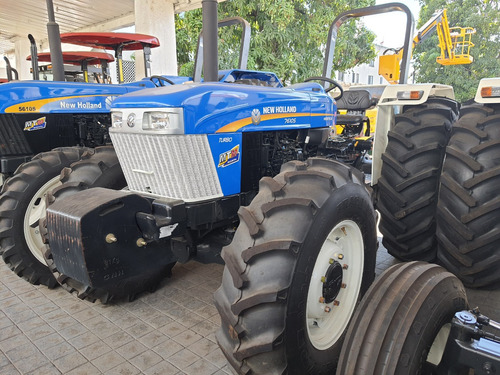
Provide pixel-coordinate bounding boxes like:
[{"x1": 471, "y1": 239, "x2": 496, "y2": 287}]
[
  {"x1": 0, "y1": 80, "x2": 154, "y2": 113},
  {"x1": 112, "y1": 82, "x2": 336, "y2": 134}
]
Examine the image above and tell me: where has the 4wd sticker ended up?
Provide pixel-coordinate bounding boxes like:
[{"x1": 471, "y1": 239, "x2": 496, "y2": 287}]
[
  {"x1": 218, "y1": 145, "x2": 240, "y2": 168},
  {"x1": 24, "y1": 117, "x2": 47, "y2": 131}
]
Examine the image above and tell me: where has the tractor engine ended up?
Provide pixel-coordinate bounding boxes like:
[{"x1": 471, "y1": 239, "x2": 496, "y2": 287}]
[
  {"x1": 74, "y1": 113, "x2": 111, "y2": 147},
  {"x1": 325, "y1": 133, "x2": 373, "y2": 167}
]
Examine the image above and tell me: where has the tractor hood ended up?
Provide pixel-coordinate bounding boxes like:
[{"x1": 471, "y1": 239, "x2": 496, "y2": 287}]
[
  {"x1": 110, "y1": 82, "x2": 336, "y2": 134},
  {"x1": 0, "y1": 80, "x2": 154, "y2": 114}
]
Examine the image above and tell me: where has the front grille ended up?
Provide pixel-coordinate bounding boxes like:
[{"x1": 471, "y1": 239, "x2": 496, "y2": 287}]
[
  {"x1": 110, "y1": 132, "x2": 223, "y2": 202},
  {"x1": 0, "y1": 114, "x2": 32, "y2": 156}
]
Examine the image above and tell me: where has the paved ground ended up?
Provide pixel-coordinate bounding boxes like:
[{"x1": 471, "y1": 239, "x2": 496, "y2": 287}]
[{"x1": 0, "y1": 243, "x2": 499, "y2": 375}]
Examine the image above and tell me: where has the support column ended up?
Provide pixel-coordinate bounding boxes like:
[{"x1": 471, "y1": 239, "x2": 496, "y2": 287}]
[
  {"x1": 14, "y1": 38, "x2": 32, "y2": 80},
  {"x1": 134, "y1": 0, "x2": 178, "y2": 80}
]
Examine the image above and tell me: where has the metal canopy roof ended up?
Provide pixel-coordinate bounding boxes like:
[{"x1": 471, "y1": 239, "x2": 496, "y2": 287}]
[
  {"x1": 0, "y1": 0, "x2": 208, "y2": 55},
  {"x1": 60, "y1": 32, "x2": 161, "y2": 51}
]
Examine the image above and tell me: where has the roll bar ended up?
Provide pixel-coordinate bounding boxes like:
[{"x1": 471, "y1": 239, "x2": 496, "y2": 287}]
[
  {"x1": 322, "y1": 2, "x2": 415, "y2": 85},
  {"x1": 193, "y1": 16, "x2": 251, "y2": 82}
]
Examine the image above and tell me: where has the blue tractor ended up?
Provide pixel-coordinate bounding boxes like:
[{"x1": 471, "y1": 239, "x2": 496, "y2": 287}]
[
  {"x1": 0, "y1": 17, "x2": 251, "y2": 289},
  {"x1": 39, "y1": 2, "x2": 376, "y2": 375}
]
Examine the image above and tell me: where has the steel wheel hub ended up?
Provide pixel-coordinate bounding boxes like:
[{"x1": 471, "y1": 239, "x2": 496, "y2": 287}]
[
  {"x1": 306, "y1": 219, "x2": 364, "y2": 350},
  {"x1": 322, "y1": 261, "x2": 343, "y2": 303}
]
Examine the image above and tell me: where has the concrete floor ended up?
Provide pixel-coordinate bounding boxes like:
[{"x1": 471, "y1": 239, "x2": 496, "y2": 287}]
[{"x1": 0, "y1": 243, "x2": 499, "y2": 375}]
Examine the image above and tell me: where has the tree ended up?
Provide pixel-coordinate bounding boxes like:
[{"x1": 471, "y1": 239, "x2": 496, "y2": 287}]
[
  {"x1": 175, "y1": 0, "x2": 377, "y2": 83},
  {"x1": 413, "y1": 0, "x2": 500, "y2": 102}
]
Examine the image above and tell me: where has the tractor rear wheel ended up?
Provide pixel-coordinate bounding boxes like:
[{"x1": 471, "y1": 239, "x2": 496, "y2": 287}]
[
  {"x1": 0, "y1": 147, "x2": 87, "y2": 287},
  {"x1": 436, "y1": 103, "x2": 500, "y2": 288},
  {"x1": 376, "y1": 97, "x2": 458, "y2": 261},
  {"x1": 336, "y1": 261, "x2": 468, "y2": 375},
  {"x1": 43, "y1": 146, "x2": 174, "y2": 303},
  {"x1": 215, "y1": 158, "x2": 377, "y2": 375}
]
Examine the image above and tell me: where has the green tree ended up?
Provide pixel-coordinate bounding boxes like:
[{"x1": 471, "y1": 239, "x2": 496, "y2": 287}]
[
  {"x1": 413, "y1": 0, "x2": 500, "y2": 102},
  {"x1": 175, "y1": 0, "x2": 377, "y2": 83}
]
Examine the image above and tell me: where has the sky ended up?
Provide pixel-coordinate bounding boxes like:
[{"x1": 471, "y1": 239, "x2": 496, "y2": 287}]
[{"x1": 363, "y1": 0, "x2": 421, "y2": 47}]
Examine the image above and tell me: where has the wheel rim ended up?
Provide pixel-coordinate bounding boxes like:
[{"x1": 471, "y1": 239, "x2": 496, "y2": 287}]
[
  {"x1": 306, "y1": 219, "x2": 364, "y2": 350},
  {"x1": 23, "y1": 176, "x2": 62, "y2": 265},
  {"x1": 427, "y1": 323, "x2": 451, "y2": 366}
]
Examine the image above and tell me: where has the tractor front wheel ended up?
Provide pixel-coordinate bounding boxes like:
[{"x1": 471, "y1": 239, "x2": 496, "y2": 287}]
[
  {"x1": 215, "y1": 158, "x2": 377, "y2": 375},
  {"x1": 336, "y1": 261, "x2": 468, "y2": 375},
  {"x1": 0, "y1": 147, "x2": 87, "y2": 287}
]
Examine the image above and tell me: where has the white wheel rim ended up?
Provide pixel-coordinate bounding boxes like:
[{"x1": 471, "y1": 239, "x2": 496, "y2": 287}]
[
  {"x1": 427, "y1": 323, "x2": 451, "y2": 366},
  {"x1": 306, "y1": 219, "x2": 364, "y2": 350},
  {"x1": 23, "y1": 176, "x2": 62, "y2": 265}
]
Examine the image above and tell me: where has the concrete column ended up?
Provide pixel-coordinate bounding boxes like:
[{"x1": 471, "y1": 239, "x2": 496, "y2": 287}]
[
  {"x1": 134, "y1": 0, "x2": 177, "y2": 80},
  {"x1": 14, "y1": 38, "x2": 33, "y2": 80}
]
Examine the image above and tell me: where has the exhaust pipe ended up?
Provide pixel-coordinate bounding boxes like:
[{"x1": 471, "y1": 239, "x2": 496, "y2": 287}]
[
  {"x1": 46, "y1": 0, "x2": 65, "y2": 81},
  {"x1": 28, "y1": 34, "x2": 39, "y2": 80},
  {"x1": 4, "y1": 56, "x2": 19, "y2": 81},
  {"x1": 202, "y1": 0, "x2": 218, "y2": 82}
]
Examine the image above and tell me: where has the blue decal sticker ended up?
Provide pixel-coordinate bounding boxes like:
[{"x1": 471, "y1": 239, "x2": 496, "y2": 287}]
[
  {"x1": 218, "y1": 145, "x2": 240, "y2": 168},
  {"x1": 24, "y1": 117, "x2": 47, "y2": 131},
  {"x1": 208, "y1": 133, "x2": 242, "y2": 196}
]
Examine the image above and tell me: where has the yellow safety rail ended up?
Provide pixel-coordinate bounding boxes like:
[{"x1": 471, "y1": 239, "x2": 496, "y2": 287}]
[{"x1": 437, "y1": 24, "x2": 475, "y2": 65}]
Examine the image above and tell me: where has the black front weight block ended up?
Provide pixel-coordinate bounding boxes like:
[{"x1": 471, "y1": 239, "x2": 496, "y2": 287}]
[{"x1": 46, "y1": 188, "x2": 173, "y2": 289}]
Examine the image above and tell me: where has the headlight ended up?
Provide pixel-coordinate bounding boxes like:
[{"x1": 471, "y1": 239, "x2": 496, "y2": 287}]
[
  {"x1": 111, "y1": 112, "x2": 123, "y2": 128},
  {"x1": 144, "y1": 112, "x2": 170, "y2": 130},
  {"x1": 142, "y1": 109, "x2": 184, "y2": 133}
]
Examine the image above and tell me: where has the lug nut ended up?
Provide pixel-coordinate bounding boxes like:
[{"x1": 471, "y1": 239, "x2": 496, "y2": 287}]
[
  {"x1": 319, "y1": 297, "x2": 325, "y2": 303},
  {"x1": 343, "y1": 264, "x2": 349, "y2": 270},
  {"x1": 136, "y1": 238, "x2": 147, "y2": 247},
  {"x1": 324, "y1": 306, "x2": 331, "y2": 313},
  {"x1": 338, "y1": 254, "x2": 344, "y2": 260},
  {"x1": 341, "y1": 283, "x2": 347, "y2": 289},
  {"x1": 105, "y1": 233, "x2": 117, "y2": 243},
  {"x1": 329, "y1": 258, "x2": 334, "y2": 264},
  {"x1": 333, "y1": 300, "x2": 340, "y2": 306},
  {"x1": 321, "y1": 276, "x2": 326, "y2": 283}
]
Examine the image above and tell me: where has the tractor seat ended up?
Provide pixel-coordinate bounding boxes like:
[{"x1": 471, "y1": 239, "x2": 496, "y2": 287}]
[
  {"x1": 336, "y1": 89, "x2": 377, "y2": 112},
  {"x1": 336, "y1": 113, "x2": 365, "y2": 125},
  {"x1": 336, "y1": 89, "x2": 378, "y2": 136}
]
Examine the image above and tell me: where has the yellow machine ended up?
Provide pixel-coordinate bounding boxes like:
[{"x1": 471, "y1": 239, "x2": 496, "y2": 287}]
[{"x1": 379, "y1": 9, "x2": 475, "y2": 84}]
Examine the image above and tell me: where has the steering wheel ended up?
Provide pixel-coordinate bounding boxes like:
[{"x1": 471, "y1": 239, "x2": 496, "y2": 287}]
[
  {"x1": 304, "y1": 76, "x2": 344, "y2": 100},
  {"x1": 150, "y1": 75, "x2": 175, "y2": 87}
]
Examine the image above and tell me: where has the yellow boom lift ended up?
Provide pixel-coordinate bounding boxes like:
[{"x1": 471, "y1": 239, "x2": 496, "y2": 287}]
[{"x1": 379, "y1": 9, "x2": 475, "y2": 84}]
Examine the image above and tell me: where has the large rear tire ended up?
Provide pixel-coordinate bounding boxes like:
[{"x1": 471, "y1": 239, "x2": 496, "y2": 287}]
[
  {"x1": 215, "y1": 158, "x2": 377, "y2": 375},
  {"x1": 376, "y1": 97, "x2": 458, "y2": 261},
  {"x1": 436, "y1": 103, "x2": 500, "y2": 288},
  {"x1": 336, "y1": 261, "x2": 468, "y2": 375},
  {"x1": 43, "y1": 146, "x2": 173, "y2": 303},
  {"x1": 0, "y1": 147, "x2": 87, "y2": 287}
]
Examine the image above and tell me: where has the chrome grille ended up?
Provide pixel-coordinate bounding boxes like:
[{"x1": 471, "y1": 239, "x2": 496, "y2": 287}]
[{"x1": 110, "y1": 132, "x2": 223, "y2": 202}]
